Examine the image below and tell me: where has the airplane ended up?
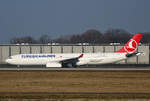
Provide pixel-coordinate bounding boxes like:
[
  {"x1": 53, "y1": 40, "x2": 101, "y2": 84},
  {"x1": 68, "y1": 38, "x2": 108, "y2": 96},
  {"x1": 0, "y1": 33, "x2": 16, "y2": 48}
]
[{"x1": 5, "y1": 33, "x2": 143, "y2": 68}]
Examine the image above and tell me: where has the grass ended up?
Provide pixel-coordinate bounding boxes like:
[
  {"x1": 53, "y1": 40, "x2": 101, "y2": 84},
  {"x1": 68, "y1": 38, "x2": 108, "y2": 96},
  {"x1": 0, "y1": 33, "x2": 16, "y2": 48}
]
[{"x1": 0, "y1": 71, "x2": 150, "y2": 99}]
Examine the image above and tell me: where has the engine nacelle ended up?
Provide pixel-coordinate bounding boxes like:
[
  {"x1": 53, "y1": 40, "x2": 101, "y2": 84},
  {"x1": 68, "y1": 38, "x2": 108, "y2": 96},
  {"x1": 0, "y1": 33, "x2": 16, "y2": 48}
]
[{"x1": 46, "y1": 62, "x2": 61, "y2": 67}]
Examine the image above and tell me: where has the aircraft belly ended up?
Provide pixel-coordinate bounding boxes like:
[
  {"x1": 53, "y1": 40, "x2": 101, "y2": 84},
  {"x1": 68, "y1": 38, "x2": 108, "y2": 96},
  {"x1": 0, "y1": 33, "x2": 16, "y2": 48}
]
[
  {"x1": 88, "y1": 59, "x2": 103, "y2": 64},
  {"x1": 86, "y1": 57, "x2": 126, "y2": 64}
]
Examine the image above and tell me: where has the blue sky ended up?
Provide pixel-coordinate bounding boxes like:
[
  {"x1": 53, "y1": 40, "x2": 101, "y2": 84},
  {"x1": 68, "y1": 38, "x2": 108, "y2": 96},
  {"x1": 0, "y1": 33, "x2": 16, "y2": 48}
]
[{"x1": 0, "y1": 0, "x2": 150, "y2": 43}]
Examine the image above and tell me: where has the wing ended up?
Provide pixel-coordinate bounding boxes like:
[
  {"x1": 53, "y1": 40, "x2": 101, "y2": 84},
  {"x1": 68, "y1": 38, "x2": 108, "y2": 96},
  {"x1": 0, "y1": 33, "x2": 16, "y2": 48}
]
[{"x1": 59, "y1": 54, "x2": 83, "y2": 67}]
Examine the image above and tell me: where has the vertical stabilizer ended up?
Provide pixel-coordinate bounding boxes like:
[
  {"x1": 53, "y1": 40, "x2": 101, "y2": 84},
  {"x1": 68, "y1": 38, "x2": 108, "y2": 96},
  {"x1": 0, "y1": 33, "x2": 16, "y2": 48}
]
[{"x1": 116, "y1": 33, "x2": 143, "y2": 53}]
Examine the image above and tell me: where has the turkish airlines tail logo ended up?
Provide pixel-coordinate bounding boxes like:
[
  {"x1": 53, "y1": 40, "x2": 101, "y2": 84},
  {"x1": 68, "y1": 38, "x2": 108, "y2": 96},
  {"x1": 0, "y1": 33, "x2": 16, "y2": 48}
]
[{"x1": 116, "y1": 33, "x2": 143, "y2": 53}]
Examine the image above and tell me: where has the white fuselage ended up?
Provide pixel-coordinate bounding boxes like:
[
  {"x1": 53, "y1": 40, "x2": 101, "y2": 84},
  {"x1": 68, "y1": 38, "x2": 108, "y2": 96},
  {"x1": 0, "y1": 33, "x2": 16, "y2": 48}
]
[{"x1": 6, "y1": 53, "x2": 127, "y2": 67}]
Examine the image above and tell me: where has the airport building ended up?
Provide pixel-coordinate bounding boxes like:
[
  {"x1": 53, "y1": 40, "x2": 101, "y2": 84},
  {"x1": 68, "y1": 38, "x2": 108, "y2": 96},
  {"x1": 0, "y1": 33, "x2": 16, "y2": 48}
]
[{"x1": 0, "y1": 44, "x2": 149, "y2": 65}]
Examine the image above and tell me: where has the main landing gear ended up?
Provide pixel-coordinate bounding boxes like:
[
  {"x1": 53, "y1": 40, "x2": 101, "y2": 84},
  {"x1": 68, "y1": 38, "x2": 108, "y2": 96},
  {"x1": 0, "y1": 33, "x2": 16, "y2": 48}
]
[{"x1": 61, "y1": 63, "x2": 77, "y2": 68}]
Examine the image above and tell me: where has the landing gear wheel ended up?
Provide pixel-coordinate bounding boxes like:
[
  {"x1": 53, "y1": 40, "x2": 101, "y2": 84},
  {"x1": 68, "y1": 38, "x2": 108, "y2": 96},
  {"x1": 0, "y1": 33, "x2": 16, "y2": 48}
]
[
  {"x1": 61, "y1": 63, "x2": 68, "y2": 68},
  {"x1": 72, "y1": 63, "x2": 77, "y2": 68}
]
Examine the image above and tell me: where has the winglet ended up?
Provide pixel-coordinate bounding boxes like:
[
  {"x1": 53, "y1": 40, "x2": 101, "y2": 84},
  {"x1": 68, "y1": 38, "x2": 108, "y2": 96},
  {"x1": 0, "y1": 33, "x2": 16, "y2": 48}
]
[{"x1": 78, "y1": 54, "x2": 83, "y2": 58}]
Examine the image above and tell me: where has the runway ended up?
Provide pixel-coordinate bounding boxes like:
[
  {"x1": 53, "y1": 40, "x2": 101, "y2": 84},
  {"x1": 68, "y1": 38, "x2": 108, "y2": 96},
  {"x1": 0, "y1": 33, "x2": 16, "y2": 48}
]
[
  {"x1": 0, "y1": 64, "x2": 150, "y2": 71},
  {"x1": 0, "y1": 66, "x2": 150, "y2": 71}
]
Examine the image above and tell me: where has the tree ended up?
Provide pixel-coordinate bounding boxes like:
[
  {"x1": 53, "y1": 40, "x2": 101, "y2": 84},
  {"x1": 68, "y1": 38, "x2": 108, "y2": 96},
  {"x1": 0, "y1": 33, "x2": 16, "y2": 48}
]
[
  {"x1": 70, "y1": 34, "x2": 82, "y2": 43},
  {"x1": 54, "y1": 35, "x2": 71, "y2": 44},
  {"x1": 39, "y1": 34, "x2": 51, "y2": 44},
  {"x1": 141, "y1": 32, "x2": 150, "y2": 43},
  {"x1": 80, "y1": 29, "x2": 103, "y2": 43},
  {"x1": 103, "y1": 28, "x2": 131, "y2": 43},
  {"x1": 10, "y1": 36, "x2": 37, "y2": 44}
]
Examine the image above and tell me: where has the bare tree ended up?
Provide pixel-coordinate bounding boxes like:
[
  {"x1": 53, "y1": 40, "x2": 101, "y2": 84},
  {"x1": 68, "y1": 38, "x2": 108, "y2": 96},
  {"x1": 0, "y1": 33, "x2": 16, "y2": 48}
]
[
  {"x1": 69, "y1": 29, "x2": 103, "y2": 44},
  {"x1": 10, "y1": 36, "x2": 37, "y2": 44},
  {"x1": 103, "y1": 28, "x2": 131, "y2": 43},
  {"x1": 141, "y1": 32, "x2": 150, "y2": 43},
  {"x1": 70, "y1": 34, "x2": 82, "y2": 43},
  {"x1": 54, "y1": 35, "x2": 71, "y2": 44},
  {"x1": 10, "y1": 29, "x2": 150, "y2": 44},
  {"x1": 81, "y1": 29, "x2": 103, "y2": 43},
  {"x1": 39, "y1": 34, "x2": 51, "y2": 44}
]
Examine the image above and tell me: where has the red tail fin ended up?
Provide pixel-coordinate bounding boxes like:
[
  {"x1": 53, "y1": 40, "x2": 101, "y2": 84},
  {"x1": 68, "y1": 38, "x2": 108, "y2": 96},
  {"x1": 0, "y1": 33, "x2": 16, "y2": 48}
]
[{"x1": 116, "y1": 33, "x2": 143, "y2": 53}]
